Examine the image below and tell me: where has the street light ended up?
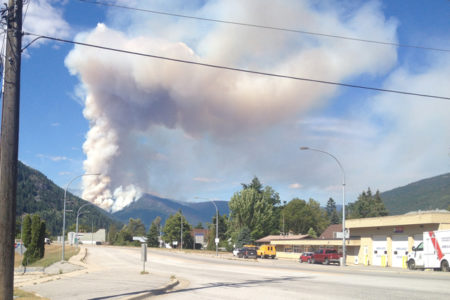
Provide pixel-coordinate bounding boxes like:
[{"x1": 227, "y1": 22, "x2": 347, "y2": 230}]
[
  {"x1": 300, "y1": 147, "x2": 346, "y2": 266},
  {"x1": 75, "y1": 202, "x2": 94, "y2": 247},
  {"x1": 62, "y1": 173, "x2": 100, "y2": 261},
  {"x1": 195, "y1": 197, "x2": 219, "y2": 256}
]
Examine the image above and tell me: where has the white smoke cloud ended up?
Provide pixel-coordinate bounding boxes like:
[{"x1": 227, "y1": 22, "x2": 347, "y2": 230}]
[{"x1": 65, "y1": 1, "x2": 399, "y2": 211}]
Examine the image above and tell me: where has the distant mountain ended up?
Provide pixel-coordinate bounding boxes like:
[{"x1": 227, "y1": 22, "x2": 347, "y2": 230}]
[
  {"x1": 113, "y1": 193, "x2": 230, "y2": 227},
  {"x1": 380, "y1": 173, "x2": 450, "y2": 215},
  {"x1": 16, "y1": 161, "x2": 122, "y2": 236}
]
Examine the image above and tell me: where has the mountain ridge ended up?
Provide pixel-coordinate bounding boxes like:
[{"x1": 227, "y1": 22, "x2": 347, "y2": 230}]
[{"x1": 380, "y1": 172, "x2": 450, "y2": 215}]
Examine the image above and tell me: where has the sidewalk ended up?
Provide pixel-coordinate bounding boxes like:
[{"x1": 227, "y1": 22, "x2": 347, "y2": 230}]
[{"x1": 15, "y1": 246, "x2": 180, "y2": 299}]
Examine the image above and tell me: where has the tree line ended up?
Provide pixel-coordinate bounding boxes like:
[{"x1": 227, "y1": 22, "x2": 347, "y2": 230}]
[{"x1": 108, "y1": 177, "x2": 389, "y2": 250}]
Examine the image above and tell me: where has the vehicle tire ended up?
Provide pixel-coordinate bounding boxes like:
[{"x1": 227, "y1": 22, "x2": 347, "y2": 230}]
[
  {"x1": 324, "y1": 258, "x2": 329, "y2": 265},
  {"x1": 441, "y1": 260, "x2": 450, "y2": 272},
  {"x1": 407, "y1": 259, "x2": 416, "y2": 270},
  {"x1": 272, "y1": 255, "x2": 276, "y2": 259}
]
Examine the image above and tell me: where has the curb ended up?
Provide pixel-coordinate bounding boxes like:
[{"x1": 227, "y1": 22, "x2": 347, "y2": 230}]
[{"x1": 124, "y1": 278, "x2": 180, "y2": 300}]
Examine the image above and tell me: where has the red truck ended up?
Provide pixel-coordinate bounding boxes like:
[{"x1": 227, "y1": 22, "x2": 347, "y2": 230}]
[{"x1": 311, "y1": 249, "x2": 342, "y2": 265}]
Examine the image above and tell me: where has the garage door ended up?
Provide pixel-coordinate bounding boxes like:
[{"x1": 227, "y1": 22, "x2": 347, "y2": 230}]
[
  {"x1": 391, "y1": 235, "x2": 408, "y2": 268},
  {"x1": 372, "y1": 235, "x2": 387, "y2": 266}
]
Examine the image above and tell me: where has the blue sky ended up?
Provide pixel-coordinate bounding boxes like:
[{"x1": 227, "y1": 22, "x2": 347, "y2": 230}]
[{"x1": 14, "y1": 0, "x2": 450, "y2": 212}]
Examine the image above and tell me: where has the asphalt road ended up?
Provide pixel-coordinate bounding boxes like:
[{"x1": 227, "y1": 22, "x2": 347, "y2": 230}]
[
  {"x1": 22, "y1": 246, "x2": 450, "y2": 299},
  {"x1": 146, "y1": 249, "x2": 450, "y2": 300}
]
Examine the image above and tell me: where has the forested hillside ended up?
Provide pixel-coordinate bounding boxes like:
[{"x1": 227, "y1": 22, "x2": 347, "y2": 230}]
[
  {"x1": 380, "y1": 173, "x2": 450, "y2": 215},
  {"x1": 16, "y1": 161, "x2": 122, "y2": 236}
]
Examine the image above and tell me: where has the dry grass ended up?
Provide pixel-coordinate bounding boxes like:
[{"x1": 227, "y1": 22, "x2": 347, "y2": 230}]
[
  {"x1": 13, "y1": 288, "x2": 49, "y2": 299},
  {"x1": 15, "y1": 244, "x2": 80, "y2": 268}
]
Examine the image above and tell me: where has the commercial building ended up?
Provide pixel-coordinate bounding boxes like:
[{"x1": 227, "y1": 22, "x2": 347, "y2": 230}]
[{"x1": 259, "y1": 211, "x2": 450, "y2": 267}]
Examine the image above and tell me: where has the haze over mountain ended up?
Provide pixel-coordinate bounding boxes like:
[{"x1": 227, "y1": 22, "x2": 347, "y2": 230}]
[
  {"x1": 112, "y1": 194, "x2": 230, "y2": 227},
  {"x1": 380, "y1": 173, "x2": 450, "y2": 215}
]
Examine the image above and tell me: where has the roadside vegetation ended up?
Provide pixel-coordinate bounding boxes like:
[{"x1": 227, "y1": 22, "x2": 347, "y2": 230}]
[
  {"x1": 13, "y1": 288, "x2": 49, "y2": 300},
  {"x1": 15, "y1": 244, "x2": 79, "y2": 268},
  {"x1": 107, "y1": 176, "x2": 389, "y2": 251}
]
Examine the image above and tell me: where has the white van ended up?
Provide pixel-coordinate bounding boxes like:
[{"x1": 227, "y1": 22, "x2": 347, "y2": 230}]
[{"x1": 407, "y1": 230, "x2": 450, "y2": 271}]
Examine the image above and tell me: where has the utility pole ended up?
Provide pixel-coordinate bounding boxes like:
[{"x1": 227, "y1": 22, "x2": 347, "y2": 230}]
[{"x1": 0, "y1": 0, "x2": 23, "y2": 299}]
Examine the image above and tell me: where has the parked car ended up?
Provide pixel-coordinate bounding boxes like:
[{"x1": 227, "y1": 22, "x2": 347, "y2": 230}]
[
  {"x1": 238, "y1": 247, "x2": 257, "y2": 259},
  {"x1": 311, "y1": 249, "x2": 342, "y2": 265},
  {"x1": 257, "y1": 245, "x2": 276, "y2": 259},
  {"x1": 299, "y1": 252, "x2": 314, "y2": 263}
]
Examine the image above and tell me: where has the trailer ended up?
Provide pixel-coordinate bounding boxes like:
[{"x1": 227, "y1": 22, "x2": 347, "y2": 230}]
[{"x1": 407, "y1": 230, "x2": 450, "y2": 272}]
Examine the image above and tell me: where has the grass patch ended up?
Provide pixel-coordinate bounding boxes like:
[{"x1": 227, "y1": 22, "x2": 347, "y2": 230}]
[
  {"x1": 14, "y1": 288, "x2": 49, "y2": 299},
  {"x1": 15, "y1": 244, "x2": 80, "y2": 268}
]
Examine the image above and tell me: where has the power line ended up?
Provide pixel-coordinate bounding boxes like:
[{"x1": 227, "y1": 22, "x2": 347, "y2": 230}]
[
  {"x1": 78, "y1": 0, "x2": 450, "y2": 53},
  {"x1": 23, "y1": 32, "x2": 450, "y2": 101}
]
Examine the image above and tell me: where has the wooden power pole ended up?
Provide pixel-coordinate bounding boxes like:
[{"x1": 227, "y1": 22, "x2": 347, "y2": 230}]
[{"x1": 0, "y1": 0, "x2": 22, "y2": 298}]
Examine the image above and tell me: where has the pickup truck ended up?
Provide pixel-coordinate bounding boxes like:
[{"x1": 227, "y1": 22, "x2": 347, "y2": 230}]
[{"x1": 311, "y1": 249, "x2": 342, "y2": 265}]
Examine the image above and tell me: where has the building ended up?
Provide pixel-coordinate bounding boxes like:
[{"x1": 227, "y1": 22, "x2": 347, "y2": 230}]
[
  {"x1": 346, "y1": 210, "x2": 450, "y2": 267},
  {"x1": 192, "y1": 228, "x2": 209, "y2": 249},
  {"x1": 69, "y1": 229, "x2": 106, "y2": 245},
  {"x1": 260, "y1": 211, "x2": 450, "y2": 267}
]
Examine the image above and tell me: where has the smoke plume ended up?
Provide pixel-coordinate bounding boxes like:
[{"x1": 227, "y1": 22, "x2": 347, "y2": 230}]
[{"x1": 65, "y1": 1, "x2": 397, "y2": 212}]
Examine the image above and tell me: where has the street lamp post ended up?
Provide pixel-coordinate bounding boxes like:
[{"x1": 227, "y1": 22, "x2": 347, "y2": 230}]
[
  {"x1": 76, "y1": 202, "x2": 94, "y2": 247},
  {"x1": 300, "y1": 147, "x2": 346, "y2": 266},
  {"x1": 62, "y1": 173, "x2": 99, "y2": 261},
  {"x1": 195, "y1": 197, "x2": 219, "y2": 256}
]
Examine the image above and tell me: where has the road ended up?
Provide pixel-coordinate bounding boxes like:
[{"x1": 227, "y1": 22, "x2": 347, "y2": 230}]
[{"x1": 22, "y1": 246, "x2": 450, "y2": 299}]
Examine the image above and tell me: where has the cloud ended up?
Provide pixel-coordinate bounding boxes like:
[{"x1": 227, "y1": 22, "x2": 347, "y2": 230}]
[
  {"x1": 51, "y1": 122, "x2": 60, "y2": 127},
  {"x1": 22, "y1": 0, "x2": 71, "y2": 46},
  {"x1": 289, "y1": 183, "x2": 302, "y2": 189},
  {"x1": 65, "y1": 0, "x2": 399, "y2": 211},
  {"x1": 193, "y1": 177, "x2": 221, "y2": 183},
  {"x1": 37, "y1": 154, "x2": 70, "y2": 162}
]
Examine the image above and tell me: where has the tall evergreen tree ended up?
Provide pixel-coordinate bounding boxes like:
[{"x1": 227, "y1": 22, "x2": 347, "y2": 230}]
[
  {"x1": 38, "y1": 220, "x2": 46, "y2": 259},
  {"x1": 22, "y1": 214, "x2": 32, "y2": 247},
  {"x1": 326, "y1": 198, "x2": 340, "y2": 224},
  {"x1": 147, "y1": 216, "x2": 161, "y2": 247},
  {"x1": 23, "y1": 214, "x2": 44, "y2": 265},
  {"x1": 348, "y1": 188, "x2": 389, "y2": 218}
]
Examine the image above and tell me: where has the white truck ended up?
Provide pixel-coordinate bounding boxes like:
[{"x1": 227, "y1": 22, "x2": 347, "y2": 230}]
[{"x1": 407, "y1": 230, "x2": 450, "y2": 272}]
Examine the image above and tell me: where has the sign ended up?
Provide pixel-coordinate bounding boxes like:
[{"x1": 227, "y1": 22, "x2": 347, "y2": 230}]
[
  {"x1": 394, "y1": 226, "x2": 404, "y2": 233},
  {"x1": 335, "y1": 229, "x2": 349, "y2": 239},
  {"x1": 215, "y1": 238, "x2": 219, "y2": 244}
]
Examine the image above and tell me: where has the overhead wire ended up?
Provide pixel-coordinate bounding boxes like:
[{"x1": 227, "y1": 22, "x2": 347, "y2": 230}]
[
  {"x1": 78, "y1": 0, "x2": 450, "y2": 53},
  {"x1": 22, "y1": 32, "x2": 450, "y2": 101}
]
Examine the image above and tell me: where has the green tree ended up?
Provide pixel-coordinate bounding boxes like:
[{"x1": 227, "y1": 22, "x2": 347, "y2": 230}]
[
  {"x1": 206, "y1": 214, "x2": 228, "y2": 250},
  {"x1": 326, "y1": 198, "x2": 340, "y2": 225},
  {"x1": 228, "y1": 177, "x2": 280, "y2": 241},
  {"x1": 38, "y1": 220, "x2": 46, "y2": 258},
  {"x1": 22, "y1": 214, "x2": 32, "y2": 247},
  {"x1": 108, "y1": 224, "x2": 118, "y2": 244},
  {"x1": 307, "y1": 227, "x2": 317, "y2": 238},
  {"x1": 281, "y1": 198, "x2": 328, "y2": 236},
  {"x1": 114, "y1": 218, "x2": 147, "y2": 246},
  {"x1": 194, "y1": 222, "x2": 204, "y2": 229},
  {"x1": 147, "y1": 216, "x2": 161, "y2": 247},
  {"x1": 235, "y1": 226, "x2": 252, "y2": 248},
  {"x1": 348, "y1": 188, "x2": 389, "y2": 219},
  {"x1": 162, "y1": 211, "x2": 193, "y2": 249},
  {"x1": 23, "y1": 214, "x2": 45, "y2": 265}
]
